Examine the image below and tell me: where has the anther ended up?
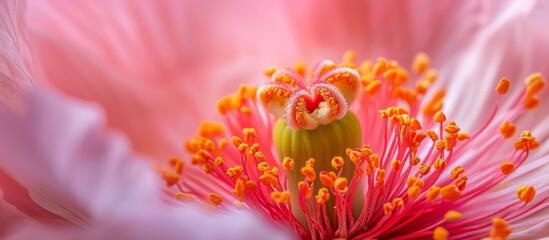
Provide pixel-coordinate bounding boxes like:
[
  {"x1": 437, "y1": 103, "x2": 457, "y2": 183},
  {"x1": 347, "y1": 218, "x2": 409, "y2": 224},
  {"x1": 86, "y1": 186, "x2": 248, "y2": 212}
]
[
  {"x1": 209, "y1": 193, "x2": 223, "y2": 206},
  {"x1": 175, "y1": 192, "x2": 196, "y2": 203},
  {"x1": 331, "y1": 156, "x2": 345, "y2": 169},
  {"x1": 444, "y1": 210, "x2": 463, "y2": 221},
  {"x1": 315, "y1": 188, "x2": 330, "y2": 204},
  {"x1": 427, "y1": 186, "x2": 441, "y2": 203},
  {"x1": 282, "y1": 157, "x2": 295, "y2": 171},
  {"x1": 490, "y1": 218, "x2": 512, "y2": 239},
  {"x1": 271, "y1": 191, "x2": 291, "y2": 204},
  {"x1": 334, "y1": 177, "x2": 349, "y2": 193},
  {"x1": 301, "y1": 167, "x2": 316, "y2": 181},
  {"x1": 495, "y1": 77, "x2": 511, "y2": 95},
  {"x1": 451, "y1": 166, "x2": 464, "y2": 180},
  {"x1": 440, "y1": 185, "x2": 461, "y2": 200},
  {"x1": 433, "y1": 226, "x2": 449, "y2": 240},
  {"x1": 500, "y1": 162, "x2": 515, "y2": 175},
  {"x1": 320, "y1": 172, "x2": 335, "y2": 187},
  {"x1": 408, "y1": 186, "x2": 421, "y2": 200},
  {"x1": 412, "y1": 52, "x2": 430, "y2": 74},
  {"x1": 434, "y1": 111, "x2": 446, "y2": 123},
  {"x1": 298, "y1": 181, "x2": 312, "y2": 198},
  {"x1": 391, "y1": 159, "x2": 402, "y2": 171},
  {"x1": 516, "y1": 185, "x2": 535, "y2": 204},
  {"x1": 434, "y1": 158, "x2": 447, "y2": 170},
  {"x1": 383, "y1": 202, "x2": 394, "y2": 215},
  {"x1": 499, "y1": 121, "x2": 516, "y2": 139}
]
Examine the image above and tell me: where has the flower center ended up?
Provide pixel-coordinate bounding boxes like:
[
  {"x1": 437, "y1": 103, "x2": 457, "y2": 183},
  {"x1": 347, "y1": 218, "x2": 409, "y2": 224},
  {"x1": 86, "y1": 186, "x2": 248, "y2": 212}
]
[{"x1": 164, "y1": 51, "x2": 545, "y2": 240}]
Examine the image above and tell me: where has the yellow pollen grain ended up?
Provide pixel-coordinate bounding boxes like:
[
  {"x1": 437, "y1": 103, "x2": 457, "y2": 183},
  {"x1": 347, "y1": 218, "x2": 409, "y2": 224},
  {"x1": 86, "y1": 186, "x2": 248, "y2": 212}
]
[
  {"x1": 209, "y1": 193, "x2": 223, "y2": 206},
  {"x1": 440, "y1": 185, "x2": 461, "y2": 200},
  {"x1": 427, "y1": 186, "x2": 441, "y2": 203},
  {"x1": 331, "y1": 156, "x2": 345, "y2": 169},
  {"x1": 282, "y1": 157, "x2": 295, "y2": 171},
  {"x1": 334, "y1": 177, "x2": 349, "y2": 193},
  {"x1": 315, "y1": 188, "x2": 330, "y2": 204},
  {"x1": 433, "y1": 226, "x2": 449, "y2": 240},
  {"x1": 499, "y1": 121, "x2": 516, "y2": 139},
  {"x1": 490, "y1": 217, "x2": 512, "y2": 239},
  {"x1": 412, "y1": 52, "x2": 430, "y2": 74},
  {"x1": 516, "y1": 185, "x2": 535, "y2": 204},
  {"x1": 408, "y1": 186, "x2": 421, "y2": 200},
  {"x1": 500, "y1": 162, "x2": 515, "y2": 175},
  {"x1": 301, "y1": 166, "x2": 316, "y2": 181},
  {"x1": 175, "y1": 192, "x2": 195, "y2": 203},
  {"x1": 444, "y1": 210, "x2": 463, "y2": 221},
  {"x1": 496, "y1": 77, "x2": 511, "y2": 95}
]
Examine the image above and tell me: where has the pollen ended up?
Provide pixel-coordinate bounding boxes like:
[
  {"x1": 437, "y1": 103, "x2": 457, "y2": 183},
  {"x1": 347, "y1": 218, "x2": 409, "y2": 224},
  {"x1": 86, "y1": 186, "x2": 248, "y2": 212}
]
[
  {"x1": 444, "y1": 210, "x2": 463, "y2": 221},
  {"x1": 384, "y1": 202, "x2": 394, "y2": 215},
  {"x1": 298, "y1": 181, "x2": 312, "y2": 199},
  {"x1": 175, "y1": 192, "x2": 195, "y2": 203},
  {"x1": 319, "y1": 172, "x2": 335, "y2": 187},
  {"x1": 422, "y1": 89, "x2": 446, "y2": 117},
  {"x1": 234, "y1": 179, "x2": 246, "y2": 199},
  {"x1": 412, "y1": 52, "x2": 430, "y2": 74},
  {"x1": 433, "y1": 158, "x2": 447, "y2": 170},
  {"x1": 433, "y1": 226, "x2": 449, "y2": 240},
  {"x1": 271, "y1": 191, "x2": 291, "y2": 204},
  {"x1": 301, "y1": 166, "x2": 316, "y2": 181},
  {"x1": 434, "y1": 111, "x2": 446, "y2": 123},
  {"x1": 331, "y1": 156, "x2": 345, "y2": 169},
  {"x1": 495, "y1": 77, "x2": 511, "y2": 95},
  {"x1": 334, "y1": 177, "x2": 349, "y2": 193},
  {"x1": 408, "y1": 186, "x2": 421, "y2": 200},
  {"x1": 209, "y1": 193, "x2": 223, "y2": 206},
  {"x1": 391, "y1": 159, "x2": 402, "y2": 171},
  {"x1": 282, "y1": 157, "x2": 295, "y2": 171},
  {"x1": 440, "y1": 185, "x2": 461, "y2": 200},
  {"x1": 451, "y1": 166, "x2": 464, "y2": 180},
  {"x1": 500, "y1": 162, "x2": 515, "y2": 175},
  {"x1": 315, "y1": 188, "x2": 330, "y2": 204},
  {"x1": 499, "y1": 121, "x2": 516, "y2": 138},
  {"x1": 490, "y1": 218, "x2": 512, "y2": 239},
  {"x1": 198, "y1": 121, "x2": 225, "y2": 138},
  {"x1": 516, "y1": 185, "x2": 535, "y2": 204},
  {"x1": 426, "y1": 186, "x2": 441, "y2": 203}
]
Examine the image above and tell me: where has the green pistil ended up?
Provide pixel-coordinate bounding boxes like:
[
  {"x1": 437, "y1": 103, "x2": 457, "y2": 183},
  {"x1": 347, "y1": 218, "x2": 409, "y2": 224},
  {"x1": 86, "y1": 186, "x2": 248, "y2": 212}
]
[{"x1": 273, "y1": 111, "x2": 363, "y2": 228}]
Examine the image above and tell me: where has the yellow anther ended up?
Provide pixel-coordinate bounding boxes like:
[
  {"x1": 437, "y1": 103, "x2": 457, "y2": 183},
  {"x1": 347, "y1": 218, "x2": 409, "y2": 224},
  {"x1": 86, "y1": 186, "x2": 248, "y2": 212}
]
[
  {"x1": 257, "y1": 162, "x2": 270, "y2": 173},
  {"x1": 410, "y1": 156, "x2": 421, "y2": 166},
  {"x1": 524, "y1": 72, "x2": 545, "y2": 96},
  {"x1": 306, "y1": 158, "x2": 316, "y2": 168},
  {"x1": 264, "y1": 67, "x2": 278, "y2": 78},
  {"x1": 496, "y1": 77, "x2": 511, "y2": 95},
  {"x1": 383, "y1": 68, "x2": 398, "y2": 82},
  {"x1": 419, "y1": 164, "x2": 431, "y2": 175},
  {"x1": 298, "y1": 181, "x2": 312, "y2": 198},
  {"x1": 161, "y1": 169, "x2": 180, "y2": 187},
  {"x1": 198, "y1": 121, "x2": 225, "y2": 138},
  {"x1": 412, "y1": 52, "x2": 430, "y2": 74},
  {"x1": 392, "y1": 198, "x2": 404, "y2": 209},
  {"x1": 433, "y1": 226, "x2": 449, "y2": 240},
  {"x1": 175, "y1": 192, "x2": 195, "y2": 203},
  {"x1": 366, "y1": 80, "x2": 382, "y2": 96},
  {"x1": 334, "y1": 177, "x2": 349, "y2": 193},
  {"x1": 226, "y1": 165, "x2": 243, "y2": 179},
  {"x1": 407, "y1": 176, "x2": 422, "y2": 187},
  {"x1": 422, "y1": 89, "x2": 446, "y2": 117},
  {"x1": 426, "y1": 186, "x2": 441, "y2": 203},
  {"x1": 434, "y1": 111, "x2": 446, "y2": 123},
  {"x1": 248, "y1": 143, "x2": 259, "y2": 155},
  {"x1": 218, "y1": 138, "x2": 228, "y2": 149},
  {"x1": 234, "y1": 179, "x2": 246, "y2": 199},
  {"x1": 168, "y1": 157, "x2": 184, "y2": 175},
  {"x1": 214, "y1": 157, "x2": 224, "y2": 166},
  {"x1": 202, "y1": 162, "x2": 215, "y2": 174},
  {"x1": 209, "y1": 193, "x2": 223, "y2": 206},
  {"x1": 434, "y1": 158, "x2": 447, "y2": 170},
  {"x1": 237, "y1": 143, "x2": 248, "y2": 152},
  {"x1": 435, "y1": 140, "x2": 446, "y2": 151},
  {"x1": 331, "y1": 156, "x2": 345, "y2": 169},
  {"x1": 444, "y1": 121, "x2": 460, "y2": 135},
  {"x1": 500, "y1": 162, "x2": 515, "y2": 175},
  {"x1": 259, "y1": 173, "x2": 278, "y2": 186},
  {"x1": 197, "y1": 149, "x2": 212, "y2": 160},
  {"x1": 426, "y1": 130, "x2": 439, "y2": 141},
  {"x1": 457, "y1": 132, "x2": 470, "y2": 141},
  {"x1": 499, "y1": 121, "x2": 516, "y2": 139},
  {"x1": 408, "y1": 186, "x2": 421, "y2": 200},
  {"x1": 373, "y1": 57, "x2": 388, "y2": 76},
  {"x1": 391, "y1": 159, "x2": 402, "y2": 171},
  {"x1": 243, "y1": 128, "x2": 257, "y2": 140},
  {"x1": 245, "y1": 180, "x2": 257, "y2": 190},
  {"x1": 347, "y1": 149, "x2": 363, "y2": 164},
  {"x1": 383, "y1": 202, "x2": 394, "y2": 215},
  {"x1": 369, "y1": 154, "x2": 380, "y2": 168},
  {"x1": 456, "y1": 176, "x2": 467, "y2": 191},
  {"x1": 319, "y1": 172, "x2": 335, "y2": 187},
  {"x1": 231, "y1": 136, "x2": 243, "y2": 148},
  {"x1": 254, "y1": 151, "x2": 266, "y2": 163},
  {"x1": 451, "y1": 166, "x2": 464, "y2": 180},
  {"x1": 440, "y1": 185, "x2": 461, "y2": 200},
  {"x1": 444, "y1": 210, "x2": 463, "y2": 221},
  {"x1": 411, "y1": 119, "x2": 423, "y2": 131},
  {"x1": 514, "y1": 130, "x2": 536, "y2": 150},
  {"x1": 315, "y1": 188, "x2": 331, "y2": 204},
  {"x1": 516, "y1": 185, "x2": 535, "y2": 204},
  {"x1": 376, "y1": 169, "x2": 386, "y2": 183},
  {"x1": 282, "y1": 157, "x2": 295, "y2": 171},
  {"x1": 271, "y1": 191, "x2": 291, "y2": 204},
  {"x1": 490, "y1": 218, "x2": 512, "y2": 239},
  {"x1": 301, "y1": 167, "x2": 316, "y2": 181}
]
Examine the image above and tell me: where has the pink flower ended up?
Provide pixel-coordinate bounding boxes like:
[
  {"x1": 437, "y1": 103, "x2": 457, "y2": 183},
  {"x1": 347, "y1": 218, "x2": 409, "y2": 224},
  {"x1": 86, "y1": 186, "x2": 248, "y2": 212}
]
[{"x1": 0, "y1": 0, "x2": 548, "y2": 239}]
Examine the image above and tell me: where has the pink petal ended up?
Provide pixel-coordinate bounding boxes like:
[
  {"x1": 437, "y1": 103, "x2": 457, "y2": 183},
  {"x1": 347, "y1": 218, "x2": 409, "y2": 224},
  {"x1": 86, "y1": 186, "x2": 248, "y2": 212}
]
[{"x1": 0, "y1": 0, "x2": 34, "y2": 109}]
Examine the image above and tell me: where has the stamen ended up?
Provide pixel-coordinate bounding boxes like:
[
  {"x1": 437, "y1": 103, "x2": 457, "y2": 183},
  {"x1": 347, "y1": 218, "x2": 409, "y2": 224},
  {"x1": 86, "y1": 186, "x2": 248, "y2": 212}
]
[
  {"x1": 444, "y1": 210, "x2": 463, "y2": 221},
  {"x1": 516, "y1": 185, "x2": 535, "y2": 204},
  {"x1": 500, "y1": 162, "x2": 515, "y2": 175},
  {"x1": 440, "y1": 185, "x2": 461, "y2": 200},
  {"x1": 412, "y1": 52, "x2": 430, "y2": 74},
  {"x1": 175, "y1": 192, "x2": 196, "y2": 203},
  {"x1": 495, "y1": 77, "x2": 511, "y2": 95},
  {"x1": 490, "y1": 218, "x2": 512, "y2": 239},
  {"x1": 433, "y1": 226, "x2": 449, "y2": 240},
  {"x1": 209, "y1": 193, "x2": 223, "y2": 206}
]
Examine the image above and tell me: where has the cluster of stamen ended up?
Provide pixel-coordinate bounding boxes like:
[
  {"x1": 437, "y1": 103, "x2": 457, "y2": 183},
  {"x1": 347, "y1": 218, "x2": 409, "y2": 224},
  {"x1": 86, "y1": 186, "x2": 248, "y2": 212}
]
[{"x1": 163, "y1": 51, "x2": 546, "y2": 240}]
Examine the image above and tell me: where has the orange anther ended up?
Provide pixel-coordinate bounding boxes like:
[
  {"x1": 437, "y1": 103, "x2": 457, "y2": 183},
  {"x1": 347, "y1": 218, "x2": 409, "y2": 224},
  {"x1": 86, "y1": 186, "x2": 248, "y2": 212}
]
[
  {"x1": 233, "y1": 179, "x2": 246, "y2": 199},
  {"x1": 433, "y1": 226, "x2": 449, "y2": 240},
  {"x1": 524, "y1": 95, "x2": 540, "y2": 109},
  {"x1": 214, "y1": 157, "x2": 224, "y2": 166},
  {"x1": 231, "y1": 136, "x2": 243, "y2": 148},
  {"x1": 490, "y1": 218, "x2": 512, "y2": 239},
  {"x1": 198, "y1": 121, "x2": 225, "y2": 138},
  {"x1": 298, "y1": 181, "x2": 312, "y2": 198},
  {"x1": 426, "y1": 186, "x2": 441, "y2": 203},
  {"x1": 376, "y1": 169, "x2": 386, "y2": 183},
  {"x1": 282, "y1": 157, "x2": 294, "y2": 171},
  {"x1": 408, "y1": 186, "x2": 421, "y2": 200},
  {"x1": 271, "y1": 191, "x2": 291, "y2": 204},
  {"x1": 412, "y1": 52, "x2": 430, "y2": 74},
  {"x1": 383, "y1": 202, "x2": 394, "y2": 215},
  {"x1": 456, "y1": 176, "x2": 468, "y2": 191},
  {"x1": 451, "y1": 166, "x2": 464, "y2": 180},
  {"x1": 496, "y1": 77, "x2": 511, "y2": 95},
  {"x1": 319, "y1": 172, "x2": 335, "y2": 187},
  {"x1": 444, "y1": 210, "x2": 463, "y2": 221},
  {"x1": 436, "y1": 140, "x2": 446, "y2": 151},
  {"x1": 419, "y1": 164, "x2": 431, "y2": 175},
  {"x1": 410, "y1": 156, "x2": 421, "y2": 166},
  {"x1": 254, "y1": 151, "x2": 266, "y2": 163},
  {"x1": 259, "y1": 173, "x2": 278, "y2": 186},
  {"x1": 426, "y1": 130, "x2": 439, "y2": 141},
  {"x1": 334, "y1": 177, "x2": 349, "y2": 193},
  {"x1": 499, "y1": 121, "x2": 516, "y2": 139},
  {"x1": 175, "y1": 192, "x2": 195, "y2": 203},
  {"x1": 457, "y1": 132, "x2": 470, "y2": 141},
  {"x1": 245, "y1": 180, "x2": 257, "y2": 190},
  {"x1": 226, "y1": 165, "x2": 244, "y2": 179},
  {"x1": 440, "y1": 185, "x2": 461, "y2": 200},
  {"x1": 315, "y1": 188, "x2": 331, "y2": 204},
  {"x1": 301, "y1": 167, "x2": 316, "y2": 181},
  {"x1": 434, "y1": 111, "x2": 446, "y2": 123},
  {"x1": 366, "y1": 80, "x2": 382, "y2": 96},
  {"x1": 306, "y1": 158, "x2": 316, "y2": 168},
  {"x1": 331, "y1": 156, "x2": 345, "y2": 170},
  {"x1": 444, "y1": 122, "x2": 460, "y2": 135},
  {"x1": 524, "y1": 72, "x2": 545, "y2": 96},
  {"x1": 434, "y1": 158, "x2": 447, "y2": 170},
  {"x1": 516, "y1": 185, "x2": 535, "y2": 204},
  {"x1": 209, "y1": 193, "x2": 223, "y2": 206},
  {"x1": 369, "y1": 154, "x2": 380, "y2": 168},
  {"x1": 500, "y1": 162, "x2": 515, "y2": 175},
  {"x1": 391, "y1": 159, "x2": 402, "y2": 171}
]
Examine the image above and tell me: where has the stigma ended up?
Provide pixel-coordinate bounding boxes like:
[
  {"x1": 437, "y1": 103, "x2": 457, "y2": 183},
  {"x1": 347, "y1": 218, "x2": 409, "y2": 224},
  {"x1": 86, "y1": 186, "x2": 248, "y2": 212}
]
[{"x1": 165, "y1": 51, "x2": 546, "y2": 240}]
